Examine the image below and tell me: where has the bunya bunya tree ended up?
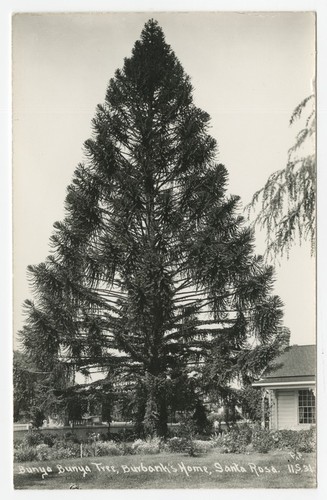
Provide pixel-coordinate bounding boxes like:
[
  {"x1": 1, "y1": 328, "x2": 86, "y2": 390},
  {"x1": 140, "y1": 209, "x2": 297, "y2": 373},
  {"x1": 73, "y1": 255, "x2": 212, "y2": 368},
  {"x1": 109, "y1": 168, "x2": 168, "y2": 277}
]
[{"x1": 19, "y1": 20, "x2": 288, "y2": 437}]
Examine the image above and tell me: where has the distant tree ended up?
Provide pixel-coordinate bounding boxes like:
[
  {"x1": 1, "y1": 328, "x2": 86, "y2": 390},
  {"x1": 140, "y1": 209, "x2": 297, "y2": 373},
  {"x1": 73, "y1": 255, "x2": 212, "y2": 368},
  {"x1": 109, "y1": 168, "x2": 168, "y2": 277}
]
[
  {"x1": 13, "y1": 350, "x2": 72, "y2": 426},
  {"x1": 192, "y1": 400, "x2": 211, "y2": 434},
  {"x1": 13, "y1": 350, "x2": 38, "y2": 422},
  {"x1": 247, "y1": 95, "x2": 315, "y2": 258},
  {"x1": 239, "y1": 385, "x2": 263, "y2": 423},
  {"x1": 19, "y1": 19, "x2": 286, "y2": 437}
]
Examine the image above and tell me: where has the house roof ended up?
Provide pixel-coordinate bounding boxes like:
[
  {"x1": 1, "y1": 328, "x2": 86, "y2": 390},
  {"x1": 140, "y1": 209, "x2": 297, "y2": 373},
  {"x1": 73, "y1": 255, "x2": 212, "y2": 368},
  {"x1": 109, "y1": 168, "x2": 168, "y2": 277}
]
[{"x1": 253, "y1": 345, "x2": 316, "y2": 386}]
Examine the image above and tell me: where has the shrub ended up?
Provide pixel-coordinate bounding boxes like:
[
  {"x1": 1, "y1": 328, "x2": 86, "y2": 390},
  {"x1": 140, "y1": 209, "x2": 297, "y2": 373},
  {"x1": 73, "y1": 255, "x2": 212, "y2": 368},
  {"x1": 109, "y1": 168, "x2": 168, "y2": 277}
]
[
  {"x1": 297, "y1": 428, "x2": 316, "y2": 453},
  {"x1": 192, "y1": 401, "x2": 212, "y2": 435},
  {"x1": 252, "y1": 428, "x2": 274, "y2": 453},
  {"x1": 272, "y1": 428, "x2": 316, "y2": 453},
  {"x1": 175, "y1": 412, "x2": 197, "y2": 456},
  {"x1": 119, "y1": 442, "x2": 135, "y2": 456},
  {"x1": 220, "y1": 431, "x2": 240, "y2": 454},
  {"x1": 166, "y1": 437, "x2": 188, "y2": 453},
  {"x1": 220, "y1": 424, "x2": 253, "y2": 453},
  {"x1": 95, "y1": 441, "x2": 122, "y2": 456},
  {"x1": 41, "y1": 433, "x2": 57, "y2": 447},
  {"x1": 192, "y1": 440, "x2": 214, "y2": 454},
  {"x1": 64, "y1": 432, "x2": 81, "y2": 444},
  {"x1": 23, "y1": 430, "x2": 43, "y2": 447},
  {"x1": 132, "y1": 437, "x2": 161, "y2": 455},
  {"x1": 166, "y1": 437, "x2": 213, "y2": 454},
  {"x1": 14, "y1": 444, "x2": 38, "y2": 462},
  {"x1": 209, "y1": 433, "x2": 223, "y2": 449},
  {"x1": 80, "y1": 444, "x2": 94, "y2": 458},
  {"x1": 49, "y1": 443, "x2": 80, "y2": 460},
  {"x1": 36, "y1": 443, "x2": 50, "y2": 460}
]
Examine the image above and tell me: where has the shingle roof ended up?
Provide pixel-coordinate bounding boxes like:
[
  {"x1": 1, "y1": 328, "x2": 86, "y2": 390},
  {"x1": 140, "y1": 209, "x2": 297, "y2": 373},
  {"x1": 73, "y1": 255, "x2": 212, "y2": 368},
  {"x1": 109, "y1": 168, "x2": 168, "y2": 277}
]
[{"x1": 259, "y1": 344, "x2": 316, "y2": 381}]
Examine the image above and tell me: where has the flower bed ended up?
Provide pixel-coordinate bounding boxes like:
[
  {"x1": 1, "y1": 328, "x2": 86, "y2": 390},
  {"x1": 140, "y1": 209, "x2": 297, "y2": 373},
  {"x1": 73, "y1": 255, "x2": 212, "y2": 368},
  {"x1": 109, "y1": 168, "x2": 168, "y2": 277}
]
[{"x1": 13, "y1": 426, "x2": 316, "y2": 462}]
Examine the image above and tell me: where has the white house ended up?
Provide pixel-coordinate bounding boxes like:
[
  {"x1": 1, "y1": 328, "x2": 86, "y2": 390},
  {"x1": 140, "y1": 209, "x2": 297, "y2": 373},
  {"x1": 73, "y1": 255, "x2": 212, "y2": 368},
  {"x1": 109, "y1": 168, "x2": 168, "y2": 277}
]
[{"x1": 252, "y1": 345, "x2": 316, "y2": 430}]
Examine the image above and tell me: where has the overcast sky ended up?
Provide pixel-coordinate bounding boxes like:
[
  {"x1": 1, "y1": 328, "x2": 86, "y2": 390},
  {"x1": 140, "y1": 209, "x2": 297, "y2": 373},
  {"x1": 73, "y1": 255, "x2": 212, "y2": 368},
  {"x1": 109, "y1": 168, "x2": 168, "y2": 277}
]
[{"x1": 13, "y1": 11, "x2": 316, "y2": 347}]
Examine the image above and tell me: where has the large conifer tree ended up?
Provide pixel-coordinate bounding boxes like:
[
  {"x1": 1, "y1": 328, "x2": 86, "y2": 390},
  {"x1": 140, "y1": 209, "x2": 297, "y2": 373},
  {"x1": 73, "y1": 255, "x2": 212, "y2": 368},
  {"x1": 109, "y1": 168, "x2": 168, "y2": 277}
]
[{"x1": 19, "y1": 20, "x2": 287, "y2": 436}]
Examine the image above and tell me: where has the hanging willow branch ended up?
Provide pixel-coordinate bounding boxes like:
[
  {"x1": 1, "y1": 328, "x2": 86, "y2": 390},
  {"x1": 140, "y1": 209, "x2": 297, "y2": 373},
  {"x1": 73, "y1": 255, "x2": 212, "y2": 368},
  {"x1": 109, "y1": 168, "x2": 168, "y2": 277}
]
[{"x1": 246, "y1": 95, "x2": 316, "y2": 259}]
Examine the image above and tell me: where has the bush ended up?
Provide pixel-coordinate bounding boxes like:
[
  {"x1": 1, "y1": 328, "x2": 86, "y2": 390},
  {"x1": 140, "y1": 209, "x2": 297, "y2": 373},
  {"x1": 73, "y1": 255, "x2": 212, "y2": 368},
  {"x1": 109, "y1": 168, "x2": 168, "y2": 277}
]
[
  {"x1": 175, "y1": 412, "x2": 198, "y2": 456},
  {"x1": 14, "y1": 444, "x2": 38, "y2": 462},
  {"x1": 36, "y1": 443, "x2": 51, "y2": 460},
  {"x1": 192, "y1": 440, "x2": 214, "y2": 454},
  {"x1": 50, "y1": 443, "x2": 80, "y2": 460},
  {"x1": 23, "y1": 430, "x2": 43, "y2": 447},
  {"x1": 166, "y1": 437, "x2": 213, "y2": 454},
  {"x1": 119, "y1": 442, "x2": 135, "y2": 456},
  {"x1": 252, "y1": 427, "x2": 274, "y2": 453},
  {"x1": 220, "y1": 424, "x2": 253, "y2": 453},
  {"x1": 192, "y1": 401, "x2": 212, "y2": 435},
  {"x1": 14, "y1": 426, "x2": 316, "y2": 463},
  {"x1": 166, "y1": 437, "x2": 188, "y2": 453},
  {"x1": 95, "y1": 441, "x2": 122, "y2": 456},
  {"x1": 64, "y1": 432, "x2": 81, "y2": 444},
  {"x1": 132, "y1": 437, "x2": 161, "y2": 455},
  {"x1": 272, "y1": 428, "x2": 316, "y2": 453},
  {"x1": 297, "y1": 428, "x2": 316, "y2": 452},
  {"x1": 41, "y1": 433, "x2": 57, "y2": 447}
]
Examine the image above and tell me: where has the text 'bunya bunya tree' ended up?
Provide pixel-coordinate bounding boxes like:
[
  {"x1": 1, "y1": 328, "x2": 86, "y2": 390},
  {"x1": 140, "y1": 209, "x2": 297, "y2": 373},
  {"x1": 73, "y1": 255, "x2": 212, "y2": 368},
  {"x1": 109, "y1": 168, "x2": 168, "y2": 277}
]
[{"x1": 19, "y1": 20, "x2": 287, "y2": 437}]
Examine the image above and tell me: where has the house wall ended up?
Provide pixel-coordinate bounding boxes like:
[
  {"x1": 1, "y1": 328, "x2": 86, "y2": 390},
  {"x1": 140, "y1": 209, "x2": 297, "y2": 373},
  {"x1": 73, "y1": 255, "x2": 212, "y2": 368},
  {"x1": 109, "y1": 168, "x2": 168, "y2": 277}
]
[
  {"x1": 269, "y1": 388, "x2": 315, "y2": 430},
  {"x1": 276, "y1": 389, "x2": 297, "y2": 429}
]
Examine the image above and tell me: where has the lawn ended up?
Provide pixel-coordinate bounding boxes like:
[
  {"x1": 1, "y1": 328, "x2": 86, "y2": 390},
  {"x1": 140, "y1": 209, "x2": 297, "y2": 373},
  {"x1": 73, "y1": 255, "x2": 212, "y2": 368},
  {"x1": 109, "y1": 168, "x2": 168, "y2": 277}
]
[{"x1": 14, "y1": 449, "x2": 316, "y2": 489}]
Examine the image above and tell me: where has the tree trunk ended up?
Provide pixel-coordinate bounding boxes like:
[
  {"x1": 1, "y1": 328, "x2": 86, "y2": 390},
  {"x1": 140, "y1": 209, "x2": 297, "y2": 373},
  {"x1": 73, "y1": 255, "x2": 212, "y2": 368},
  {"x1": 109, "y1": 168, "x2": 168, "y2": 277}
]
[
  {"x1": 157, "y1": 390, "x2": 168, "y2": 438},
  {"x1": 143, "y1": 372, "x2": 168, "y2": 438}
]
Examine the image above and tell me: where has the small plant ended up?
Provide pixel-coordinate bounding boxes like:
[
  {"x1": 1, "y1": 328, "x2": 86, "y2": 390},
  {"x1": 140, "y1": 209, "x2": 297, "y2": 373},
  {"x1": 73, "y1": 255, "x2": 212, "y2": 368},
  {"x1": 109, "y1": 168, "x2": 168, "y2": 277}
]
[
  {"x1": 64, "y1": 432, "x2": 81, "y2": 444},
  {"x1": 252, "y1": 427, "x2": 274, "y2": 453},
  {"x1": 96, "y1": 441, "x2": 122, "y2": 456},
  {"x1": 14, "y1": 444, "x2": 38, "y2": 462},
  {"x1": 192, "y1": 440, "x2": 214, "y2": 454},
  {"x1": 50, "y1": 443, "x2": 80, "y2": 459},
  {"x1": 220, "y1": 424, "x2": 253, "y2": 453},
  {"x1": 36, "y1": 443, "x2": 50, "y2": 460},
  {"x1": 166, "y1": 437, "x2": 188, "y2": 453},
  {"x1": 41, "y1": 433, "x2": 56, "y2": 447},
  {"x1": 119, "y1": 441, "x2": 135, "y2": 456},
  {"x1": 23, "y1": 430, "x2": 43, "y2": 447},
  {"x1": 132, "y1": 437, "x2": 161, "y2": 455},
  {"x1": 177, "y1": 413, "x2": 197, "y2": 456}
]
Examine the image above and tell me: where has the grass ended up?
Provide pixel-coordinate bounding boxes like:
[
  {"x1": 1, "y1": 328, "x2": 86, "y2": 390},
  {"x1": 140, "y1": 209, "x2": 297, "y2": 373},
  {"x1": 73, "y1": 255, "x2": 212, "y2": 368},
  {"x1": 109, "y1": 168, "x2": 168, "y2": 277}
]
[{"x1": 14, "y1": 449, "x2": 316, "y2": 489}]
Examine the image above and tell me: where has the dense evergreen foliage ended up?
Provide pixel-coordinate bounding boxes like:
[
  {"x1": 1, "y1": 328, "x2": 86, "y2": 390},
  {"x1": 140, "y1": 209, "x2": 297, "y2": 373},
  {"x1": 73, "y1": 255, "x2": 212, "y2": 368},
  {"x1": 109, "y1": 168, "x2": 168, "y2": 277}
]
[{"x1": 19, "y1": 20, "x2": 287, "y2": 436}]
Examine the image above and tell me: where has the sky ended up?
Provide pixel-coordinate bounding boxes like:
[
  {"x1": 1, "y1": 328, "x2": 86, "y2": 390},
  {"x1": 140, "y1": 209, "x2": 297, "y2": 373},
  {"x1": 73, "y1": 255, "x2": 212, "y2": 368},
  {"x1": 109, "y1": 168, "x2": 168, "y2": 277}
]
[{"x1": 12, "y1": 11, "x2": 316, "y2": 348}]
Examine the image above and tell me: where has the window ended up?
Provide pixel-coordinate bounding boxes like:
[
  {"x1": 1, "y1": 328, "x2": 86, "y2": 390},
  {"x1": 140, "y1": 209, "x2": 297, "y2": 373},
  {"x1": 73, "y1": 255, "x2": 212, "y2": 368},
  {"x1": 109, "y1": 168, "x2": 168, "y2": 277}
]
[{"x1": 298, "y1": 389, "x2": 315, "y2": 424}]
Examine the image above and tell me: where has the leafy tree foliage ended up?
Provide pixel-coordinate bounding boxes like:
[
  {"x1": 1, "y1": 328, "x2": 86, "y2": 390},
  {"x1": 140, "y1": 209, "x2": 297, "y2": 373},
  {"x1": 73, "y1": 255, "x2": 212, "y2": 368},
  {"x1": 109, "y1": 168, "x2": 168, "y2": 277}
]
[
  {"x1": 13, "y1": 350, "x2": 38, "y2": 422},
  {"x1": 19, "y1": 20, "x2": 286, "y2": 437},
  {"x1": 13, "y1": 350, "x2": 71, "y2": 426},
  {"x1": 239, "y1": 385, "x2": 263, "y2": 423},
  {"x1": 247, "y1": 95, "x2": 315, "y2": 258}
]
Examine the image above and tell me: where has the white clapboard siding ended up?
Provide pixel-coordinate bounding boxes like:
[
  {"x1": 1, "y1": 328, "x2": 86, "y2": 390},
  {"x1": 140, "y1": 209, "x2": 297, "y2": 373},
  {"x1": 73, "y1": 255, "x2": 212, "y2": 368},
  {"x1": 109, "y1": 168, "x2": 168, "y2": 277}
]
[{"x1": 277, "y1": 390, "x2": 297, "y2": 429}]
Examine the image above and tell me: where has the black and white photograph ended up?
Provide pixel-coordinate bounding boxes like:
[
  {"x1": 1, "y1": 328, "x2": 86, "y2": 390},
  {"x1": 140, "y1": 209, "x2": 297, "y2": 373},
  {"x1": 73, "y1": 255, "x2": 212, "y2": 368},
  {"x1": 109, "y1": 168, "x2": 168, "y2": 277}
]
[{"x1": 10, "y1": 9, "x2": 318, "y2": 491}]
